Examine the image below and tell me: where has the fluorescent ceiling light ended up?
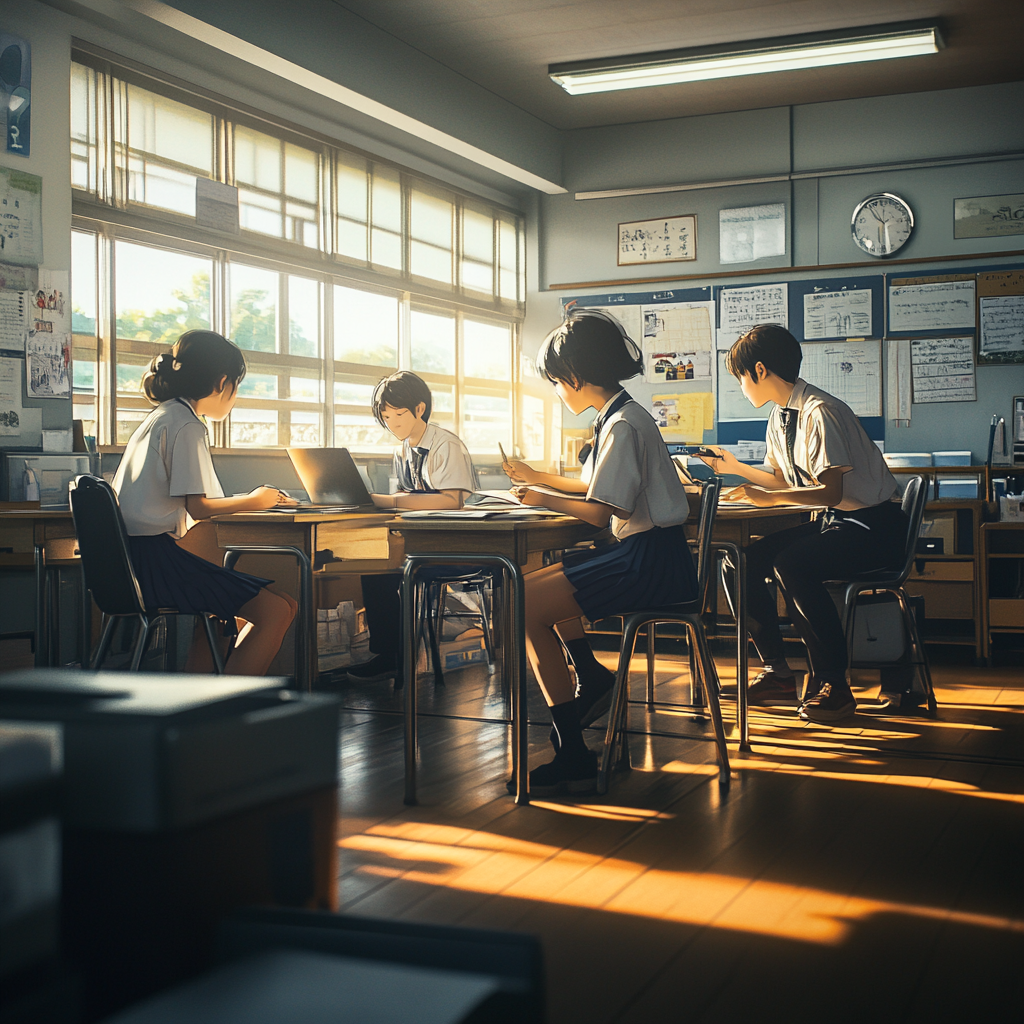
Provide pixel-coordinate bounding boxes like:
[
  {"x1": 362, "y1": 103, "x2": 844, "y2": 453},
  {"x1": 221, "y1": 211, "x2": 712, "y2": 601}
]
[{"x1": 549, "y1": 21, "x2": 943, "y2": 95}]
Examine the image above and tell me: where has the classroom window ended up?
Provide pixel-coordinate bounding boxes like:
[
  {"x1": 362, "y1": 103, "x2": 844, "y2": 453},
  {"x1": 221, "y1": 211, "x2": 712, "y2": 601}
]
[{"x1": 69, "y1": 52, "x2": 534, "y2": 457}]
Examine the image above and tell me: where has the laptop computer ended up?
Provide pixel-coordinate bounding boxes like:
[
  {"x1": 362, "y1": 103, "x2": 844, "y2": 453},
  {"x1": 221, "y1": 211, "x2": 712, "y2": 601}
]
[{"x1": 286, "y1": 448, "x2": 378, "y2": 510}]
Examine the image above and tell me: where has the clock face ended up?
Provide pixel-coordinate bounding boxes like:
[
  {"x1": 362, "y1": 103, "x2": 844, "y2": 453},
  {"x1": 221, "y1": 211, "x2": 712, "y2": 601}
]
[{"x1": 851, "y1": 193, "x2": 914, "y2": 257}]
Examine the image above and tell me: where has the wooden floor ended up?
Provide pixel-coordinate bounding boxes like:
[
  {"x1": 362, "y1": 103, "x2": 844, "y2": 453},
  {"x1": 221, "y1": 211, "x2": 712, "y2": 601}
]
[{"x1": 331, "y1": 647, "x2": 1024, "y2": 1023}]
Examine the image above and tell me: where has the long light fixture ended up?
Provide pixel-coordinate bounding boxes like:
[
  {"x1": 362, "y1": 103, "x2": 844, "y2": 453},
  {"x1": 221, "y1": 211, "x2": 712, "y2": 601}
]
[{"x1": 549, "y1": 21, "x2": 943, "y2": 96}]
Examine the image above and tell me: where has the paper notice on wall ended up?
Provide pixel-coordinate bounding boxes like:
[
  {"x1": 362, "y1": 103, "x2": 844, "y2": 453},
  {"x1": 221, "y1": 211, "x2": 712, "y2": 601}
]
[
  {"x1": 719, "y1": 203, "x2": 786, "y2": 264},
  {"x1": 30, "y1": 269, "x2": 70, "y2": 338},
  {"x1": 717, "y1": 283, "x2": 788, "y2": 348},
  {"x1": 889, "y1": 279, "x2": 976, "y2": 332},
  {"x1": 799, "y1": 340, "x2": 882, "y2": 417},
  {"x1": 26, "y1": 331, "x2": 71, "y2": 398},
  {"x1": 0, "y1": 288, "x2": 28, "y2": 349},
  {"x1": 651, "y1": 391, "x2": 714, "y2": 441},
  {"x1": 910, "y1": 337, "x2": 977, "y2": 404},
  {"x1": 716, "y1": 351, "x2": 771, "y2": 422},
  {"x1": 803, "y1": 288, "x2": 873, "y2": 339},
  {"x1": 887, "y1": 338, "x2": 912, "y2": 426},
  {"x1": 979, "y1": 294, "x2": 1024, "y2": 355},
  {"x1": 641, "y1": 302, "x2": 714, "y2": 382},
  {"x1": 0, "y1": 166, "x2": 43, "y2": 266},
  {"x1": 0, "y1": 355, "x2": 23, "y2": 433}
]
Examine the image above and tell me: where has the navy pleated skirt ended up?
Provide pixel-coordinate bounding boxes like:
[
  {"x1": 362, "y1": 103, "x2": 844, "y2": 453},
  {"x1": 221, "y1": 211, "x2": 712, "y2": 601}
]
[
  {"x1": 562, "y1": 525, "x2": 698, "y2": 622},
  {"x1": 128, "y1": 532, "x2": 273, "y2": 620}
]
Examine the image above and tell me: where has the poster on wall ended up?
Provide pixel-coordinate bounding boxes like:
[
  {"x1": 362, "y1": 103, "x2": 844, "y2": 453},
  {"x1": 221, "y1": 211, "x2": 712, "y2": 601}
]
[
  {"x1": 27, "y1": 331, "x2": 71, "y2": 398},
  {"x1": 641, "y1": 301, "x2": 715, "y2": 382},
  {"x1": 954, "y1": 194, "x2": 1024, "y2": 239},
  {"x1": 0, "y1": 165, "x2": 42, "y2": 266},
  {"x1": 0, "y1": 34, "x2": 31, "y2": 157},
  {"x1": 618, "y1": 215, "x2": 696, "y2": 266},
  {"x1": 719, "y1": 203, "x2": 785, "y2": 264}
]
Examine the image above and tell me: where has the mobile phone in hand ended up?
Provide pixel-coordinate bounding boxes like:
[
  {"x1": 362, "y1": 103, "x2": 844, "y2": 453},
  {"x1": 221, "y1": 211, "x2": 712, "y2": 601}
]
[{"x1": 676, "y1": 445, "x2": 717, "y2": 457}]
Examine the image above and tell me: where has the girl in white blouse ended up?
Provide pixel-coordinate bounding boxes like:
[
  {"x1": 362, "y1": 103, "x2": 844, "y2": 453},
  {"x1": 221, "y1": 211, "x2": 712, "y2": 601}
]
[
  {"x1": 113, "y1": 330, "x2": 298, "y2": 675},
  {"x1": 504, "y1": 310, "x2": 697, "y2": 794}
]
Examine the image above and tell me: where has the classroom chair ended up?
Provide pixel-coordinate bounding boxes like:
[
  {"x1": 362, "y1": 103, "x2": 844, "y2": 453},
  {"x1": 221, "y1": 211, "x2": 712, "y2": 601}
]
[
  {"x1": 69, "y1": 474, "x2": 229, "y2": 672},
  {"x1": 417, "y1": 571, "x2": 496, "y2": 686},
  {"x1": 597, "y1": 478, "x2": 731, "y2": 794},
  {"x1": 826, "y1": 474, "x2": 937, "y2": 714}
]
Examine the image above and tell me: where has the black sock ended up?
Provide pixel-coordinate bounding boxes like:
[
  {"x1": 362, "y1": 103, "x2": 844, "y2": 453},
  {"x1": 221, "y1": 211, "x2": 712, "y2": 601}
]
[
  {"x1": 564, "y1": 638, "x2": 610, "y2": 684},
  {"x1": 549, "y1": 700, "x2": 588, "y2": 758}
]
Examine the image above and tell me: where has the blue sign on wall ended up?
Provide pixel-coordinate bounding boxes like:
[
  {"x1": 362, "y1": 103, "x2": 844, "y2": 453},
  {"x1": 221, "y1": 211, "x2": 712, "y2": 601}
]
[{"x1": 0, "y1": 34, "x2": 31, "y2": 157}]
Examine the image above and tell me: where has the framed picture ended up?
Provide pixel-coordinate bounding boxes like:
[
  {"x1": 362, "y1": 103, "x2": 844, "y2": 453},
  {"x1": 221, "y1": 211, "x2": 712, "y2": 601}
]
[
  {"x1": 954, "y1": 194, "x2": 1024, "y2": 239},
  {"x1": 618, "y1": 215, "x2": 696, "y2": 266}
]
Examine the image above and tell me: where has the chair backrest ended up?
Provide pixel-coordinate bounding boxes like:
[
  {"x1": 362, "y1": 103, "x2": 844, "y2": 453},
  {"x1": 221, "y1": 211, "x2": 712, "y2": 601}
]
[
  {"x1": 68, "y1": 474, "x2": 146, "y2": 616},
  {"x1": 693, "y1": 477, "x2": 722, "y2": 607},
  {"x1": 891, "y1": 474, "x2": 929, "y2": 586}
]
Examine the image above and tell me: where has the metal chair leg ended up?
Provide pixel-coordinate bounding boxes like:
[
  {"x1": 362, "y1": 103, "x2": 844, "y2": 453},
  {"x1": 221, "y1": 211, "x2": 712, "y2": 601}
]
[
  {"x1": 92, "y1": 614, "x2": 117, "y2": 670},
  {"x1": 473, "y1": 581, "x2": 496, "y2": 673},
  {"x1": 896, "y1": 587, "x2": 938, "y2": 716},
  {"x1": 598, "y1": 619, "x2": 642, "y2": 795},
  {"x1": 690, "y1": 619, "x2": 731, "y2": 787},
  {"x1": 645, "y1": 622, "x2": 656, "y2": 707},
  {"x1": 129, "y1": 614, "x2": 152, "y2": 672},
  {"x1": 425, "y1": 583, "x2": 445, "y2": 684},
  {"x1": 199, "y1": 614, "x2": 226, "y2": 674}
]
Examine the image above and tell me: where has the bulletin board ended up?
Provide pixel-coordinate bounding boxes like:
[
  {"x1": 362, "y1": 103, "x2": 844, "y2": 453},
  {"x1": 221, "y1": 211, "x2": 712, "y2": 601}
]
[
  {"x1": 787, "y1": 275, "x2": 884, "y2": 343},
  {"x1": 976, "y1": 270, "x2": 1024, "y2": 365}
]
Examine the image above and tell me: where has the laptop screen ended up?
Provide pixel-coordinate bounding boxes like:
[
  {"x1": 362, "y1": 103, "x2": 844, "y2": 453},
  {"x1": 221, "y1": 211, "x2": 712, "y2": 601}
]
[{"x1": 286, "y1": 448, "x2": 374, "y2": 506}]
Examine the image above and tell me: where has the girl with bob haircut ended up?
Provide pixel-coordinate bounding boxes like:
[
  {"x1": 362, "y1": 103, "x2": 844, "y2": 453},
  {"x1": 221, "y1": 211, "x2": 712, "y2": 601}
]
[
  {"x1": 503, "y1": 309, "x2": 698, "y2": 794},
  {"x1": 113, "y1": 330, "x2": 299, "y2": 675}
]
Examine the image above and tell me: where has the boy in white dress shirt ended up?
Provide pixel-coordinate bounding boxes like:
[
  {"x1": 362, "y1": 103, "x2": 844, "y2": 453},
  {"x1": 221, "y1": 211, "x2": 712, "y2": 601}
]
[
  {"x1": 349, "y1": 371, "x2": 478, "y2": 683},
  {"x1": 701, "y1": 324, "x2": 905, "y2": 723}
]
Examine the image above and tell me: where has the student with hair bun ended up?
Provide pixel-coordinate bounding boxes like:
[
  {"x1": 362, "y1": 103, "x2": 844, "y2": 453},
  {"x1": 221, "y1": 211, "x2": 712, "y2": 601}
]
[
  {"x1": 502, "y1": 309, "x2": 698, "y2": 794},
  {"x1": 112, "y1": 330, "x2": 299, "y2": 675}
]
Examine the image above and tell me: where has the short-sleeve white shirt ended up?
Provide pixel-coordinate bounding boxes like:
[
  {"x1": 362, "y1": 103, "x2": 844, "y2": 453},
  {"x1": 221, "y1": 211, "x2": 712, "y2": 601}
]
[
  {"x1": 764, "y1": 378, "x2": 899, "y2": 511},
  {"x1": 113, "y1": 399, "x2": 224, "y2": 537},
  {"x1": 394, "y1": 422, "x2": 478, "y2": 493},
  {"x1": 582, "y1": 394, "x2": 690, "y2": 539}
]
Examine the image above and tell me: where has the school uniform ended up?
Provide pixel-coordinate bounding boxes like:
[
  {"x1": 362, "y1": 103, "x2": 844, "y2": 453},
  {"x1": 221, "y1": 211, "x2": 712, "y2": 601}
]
[
  {"x1": 561, "y1": 391, "x2": 698, "y2": 620},
  {"x1": 743, "y1": 377, "x2": 907, "y2": 684},
  {"x1": 361, "y1": 422, "x2": 478, "y2": 659},
  {"x1": 113, "y1": 398, "x2": 271, "y2": 619}
]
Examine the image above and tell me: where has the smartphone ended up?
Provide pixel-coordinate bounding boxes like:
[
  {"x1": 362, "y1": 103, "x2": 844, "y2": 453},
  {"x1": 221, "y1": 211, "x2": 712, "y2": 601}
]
[{"x1": 675, "y1": 445, "x2": 717, "y2": 457}]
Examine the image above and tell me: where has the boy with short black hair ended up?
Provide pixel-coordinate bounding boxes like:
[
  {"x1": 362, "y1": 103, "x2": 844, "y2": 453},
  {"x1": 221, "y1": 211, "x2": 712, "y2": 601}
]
[
  {"x1": 349, "y1": 370, "x2": 478, "y2": 683},
  {"x1": 700, "y1": 324, "x2": 905, "y2": 723}
]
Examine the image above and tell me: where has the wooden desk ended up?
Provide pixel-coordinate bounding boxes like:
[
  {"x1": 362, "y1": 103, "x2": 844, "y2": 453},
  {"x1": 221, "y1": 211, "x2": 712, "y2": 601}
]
[
  {"x1": 979, "y1": 521, "x2": 1024, "y2": 662},
  {"x1": 0, "y1": 507, "x2": 84, "y2": 667},
  {"x1": 709, "y1": 504, "x2": 817, "y2": 751},
  {"x1": 390, "y1": 513, "x2": 600, "y2": 806},
  {"x1": 210, "y1": 510, "x2": 398, "y2": 687}
]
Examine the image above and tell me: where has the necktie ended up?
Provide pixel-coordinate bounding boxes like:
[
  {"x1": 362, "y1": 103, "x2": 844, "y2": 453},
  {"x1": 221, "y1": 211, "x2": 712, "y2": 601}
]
[
  {"x1": 778, "y1": 407, "x2": 808, "y2": 487},
  {"x1": 580, "y1": 391, "x2": 632, "y2": 465},
  {"x1": 408, "y1": 446, "x2": 429, "y2": 491}
]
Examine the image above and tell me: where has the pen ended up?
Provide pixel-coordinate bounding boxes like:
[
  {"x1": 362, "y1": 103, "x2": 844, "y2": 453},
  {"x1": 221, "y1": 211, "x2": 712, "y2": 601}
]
[{"x1": 498, "y1": 442, "x2": 509, "y2": 463}]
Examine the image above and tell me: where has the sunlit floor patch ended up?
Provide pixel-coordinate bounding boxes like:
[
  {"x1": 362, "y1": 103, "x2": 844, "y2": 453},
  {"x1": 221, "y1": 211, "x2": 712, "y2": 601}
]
[{"x1": 340, "y1": 822, "x2": 1024, "y2": 946}]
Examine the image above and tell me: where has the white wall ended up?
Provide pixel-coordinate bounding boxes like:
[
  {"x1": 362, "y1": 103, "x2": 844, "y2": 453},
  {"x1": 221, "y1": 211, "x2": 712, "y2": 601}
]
[
  {"x1": 530, "y1": 82, "x2": 1024, "y2": 460},
  {"x1": 1, "y1": 0, "x2": 74, "y2": 437}
]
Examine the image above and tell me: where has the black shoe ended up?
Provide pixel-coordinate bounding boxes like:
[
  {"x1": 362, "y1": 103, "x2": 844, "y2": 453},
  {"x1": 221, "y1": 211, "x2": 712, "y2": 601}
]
[
  {"x1": 577, "y1": 666, "x2": 616, "y2": 727},
  {"x1": 346, "y1": 654, "x2": 397, "y2": 682},
  {"x1": 747, "y1": 669, "x2": 804, "y2": 706},
  {"x1": 506, "y1": 748, "x2": 598, "y2": 796},
  {"x1": 799, "y1": 680, "x2": 856, "y2": 723}
]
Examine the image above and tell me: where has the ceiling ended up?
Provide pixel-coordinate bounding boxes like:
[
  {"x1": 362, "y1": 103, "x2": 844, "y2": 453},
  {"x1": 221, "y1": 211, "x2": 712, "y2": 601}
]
[{"x1": 331, "y1": 0, "x2": 1024, "y2": 130}]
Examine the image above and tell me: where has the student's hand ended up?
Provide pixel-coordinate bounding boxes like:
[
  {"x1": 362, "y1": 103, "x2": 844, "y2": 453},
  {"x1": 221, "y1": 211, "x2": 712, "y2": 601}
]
[
  {"x1": 511, "y1": 485, "x2": 542, "y2": 506},
  {"x1": 723, "y1": 484, "x2": 771, "y2": 506},
  {"x1": 503, "y1": 459, "x2": 539, "y2": 485},
  {"x1": 249, "y1": 486, "x2": 296, "y2": 510},
  {"x1": 697, "y1": 445, "x2": 743, "y2": 476}
]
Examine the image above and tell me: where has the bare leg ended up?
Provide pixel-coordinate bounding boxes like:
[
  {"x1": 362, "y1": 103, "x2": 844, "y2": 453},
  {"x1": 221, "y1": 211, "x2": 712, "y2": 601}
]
[
  {"x1": 176, "y1": 522, "x2": 297, "y2": 675},
  {"x1": 226, "y1": 588, "x2": 296, "y2": 676},
  {"x1": 524, "y1": 563, "x2": 586, "y2": 707}
]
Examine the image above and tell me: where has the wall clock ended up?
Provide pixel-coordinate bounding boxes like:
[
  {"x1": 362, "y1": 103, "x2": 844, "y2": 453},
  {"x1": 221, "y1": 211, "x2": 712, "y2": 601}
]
[{"x1": 851, "y1": 192, "x2": 914, "y2": 257}]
